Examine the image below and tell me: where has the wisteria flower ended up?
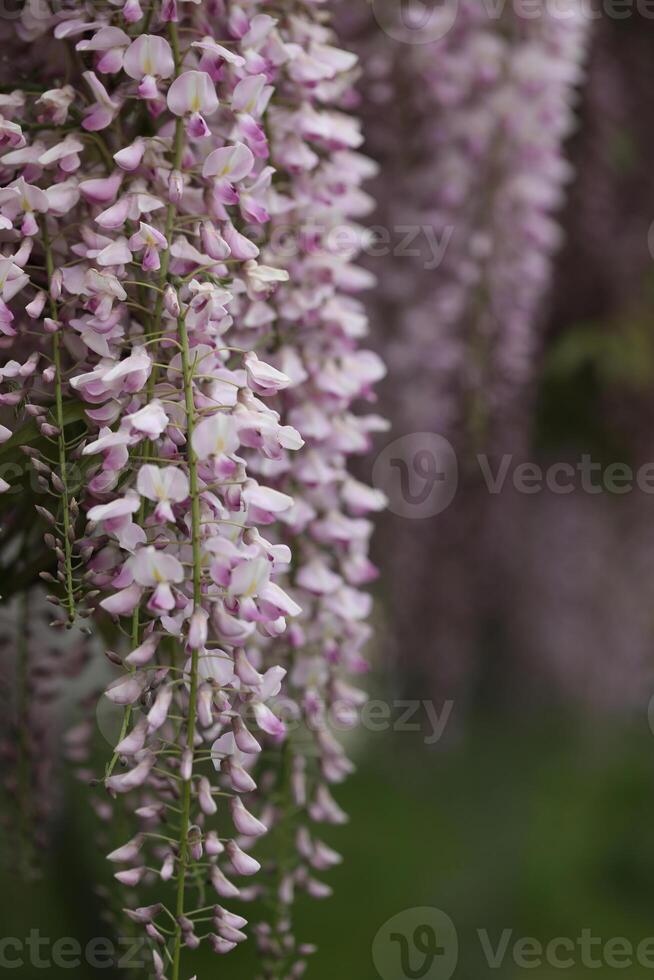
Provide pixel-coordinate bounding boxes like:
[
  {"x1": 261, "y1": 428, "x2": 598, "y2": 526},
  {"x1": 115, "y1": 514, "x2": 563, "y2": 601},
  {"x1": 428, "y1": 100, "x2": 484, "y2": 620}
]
[
  {"x1": 202, "y1": 141, "x2": 254, "y2": 203},
  {"x1": 128, "y1": 221, "x2": 168, "y2": 271},
  {"x1": 131, "y1": 546, "x2": 184, "y2": 612},
  {"x1": 123, "y1": 34, "x2": 175, "y2": 99},
  {"x1": 82, "y1": 71, "x2": 121, "y2": 130},
  {"x1": 137, "y1": 464, "x2": 189, "y2": 522},
  {"x1": 167, "y1": 70, "x2": 219, "y2": 137},
  {"x1": 76, "y1": 27, "x2": 131, "y2": 74}
]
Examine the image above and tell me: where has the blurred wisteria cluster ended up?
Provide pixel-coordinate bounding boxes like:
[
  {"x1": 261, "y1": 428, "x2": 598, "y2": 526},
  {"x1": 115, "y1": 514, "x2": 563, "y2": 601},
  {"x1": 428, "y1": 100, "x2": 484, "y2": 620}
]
[
  {"x1": 344, "y1": 0, "x2": 590, "y2": 446},
  {"x1": 338, "y1": 0, "x2": 601, "y2": 714}
]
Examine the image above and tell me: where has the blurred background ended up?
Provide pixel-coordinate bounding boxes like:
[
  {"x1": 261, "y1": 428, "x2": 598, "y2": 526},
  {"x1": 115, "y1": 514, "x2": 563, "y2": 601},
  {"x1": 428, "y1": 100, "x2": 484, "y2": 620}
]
[{"x1": 5, "y1": 5, "x2": 654, "y2": 979}]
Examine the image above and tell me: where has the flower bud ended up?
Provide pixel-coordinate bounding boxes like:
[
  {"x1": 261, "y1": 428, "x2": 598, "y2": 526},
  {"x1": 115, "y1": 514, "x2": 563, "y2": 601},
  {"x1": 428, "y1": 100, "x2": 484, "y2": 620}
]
[
  {"x1": 188, "y1": 607, "x2": 208, "y2": 649},
  {"x1": 198, "y1": 775, "x2": 217, "y2": 815},
  {"x1": 50, "y1": 269, "x2": 63, "y2": 301},
  {"x1": 197, "y1": 683, "x2": 214, "y2": 728},
  {"x1": 160, "y1": 853, "x2": 175, "y2": 881},
  {"x1": 205, "y1": 830, "x2": 224, "y2": 857},
  {"x1": 180, "y1": 746, "x2": 193, "y2": 781},
  {"x1": 201, "y1": 221, "x2": 231, "y2": 261},
  {"x1": 125, "y1": 904, "x2": 163, "y2": 925},
  {"x1": 164, "y1": 284, "x2": 180, "y2": 318},
  {"x1": 107, "y1": 836, "x2": 143, "y2": 863},
  {"x1": 114, "y1": 867, "x2": 145, "y2": 887},
  {"x1": 223, "y1": 759, "x2": 256, "y2": 794},
  {"x1": 146, "y1": 683, "x2": 173, "y2": 732},
  {"x1": 210, "y1": 867, "x2": 240, "y2": 899},
  {"x1": 145, "y1": 924, "x2": 166, "y2": 946},
  {"x1": 123, "y1": 0, "x2": 143, "y2": 20},
  {"x1": 232, "y1": 715, "x2": 261, "y2": 755},
  {"x1": 208, "y1": 934, "x2": 237, "y2": 955},
  {"x1": 169, "y1": 168, "x2": 183, "y2": 203},
  {"x1": 188, "y1": 825, "x2": 203, "y2": 862},
  {"x1": 26, "y1": 292, "x2": 46, "y2": 319},
  {"x1": 226, "y1": 840, "x2": 260, "y2": 876},
  {"x1": 230, "y1": 796, "x2": 267, "y2": 837}
]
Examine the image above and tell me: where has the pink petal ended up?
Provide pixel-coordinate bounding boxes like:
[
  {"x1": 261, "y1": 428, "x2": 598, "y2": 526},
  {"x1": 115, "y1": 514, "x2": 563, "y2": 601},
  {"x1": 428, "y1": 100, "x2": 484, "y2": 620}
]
[
  {"x1": 167, "y1": 70, "x2": 218, "y2": 117},
  {"x1": 203, "y1": 141, "x2": 254, "y2": 181}
]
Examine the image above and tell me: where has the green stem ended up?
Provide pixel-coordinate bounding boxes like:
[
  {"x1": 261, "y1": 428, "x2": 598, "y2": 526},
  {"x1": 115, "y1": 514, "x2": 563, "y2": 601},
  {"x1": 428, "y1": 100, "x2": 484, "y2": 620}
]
[
  {"x1": 81, "y1": 132, "x2": 114, "y2": 171},
  {"x1": 105, "y1": 604, "x2": 140, "y2": 779},
  {"x1": 171, "y1": 315, "x2": 203, "y2": 980},
  {"x1": 152, "y1": 114, "x2": 183, "y2": 330},
  {"x1": 42, "y1": 221, "x2": 75, "y2": 622},
  {"x1": 164, "y1": 23, "x2": 204, "y2": 980},
  {"x1": 153, "y1": 20, "x2": 184, "y2": 332}
]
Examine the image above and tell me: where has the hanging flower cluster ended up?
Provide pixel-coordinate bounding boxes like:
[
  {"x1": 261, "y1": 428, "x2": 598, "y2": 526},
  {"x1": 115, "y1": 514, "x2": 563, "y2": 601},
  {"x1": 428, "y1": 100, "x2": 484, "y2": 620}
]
[
  {"x1": 322, "y1": 0, "x2": 591, "y2": 737},
  {"x1": 231, "y1": 23, "x2": 389, "y2": 977},
  {"x1": 0, "y1": 0, "x2": 383, "y2": 976},
  {"x1": 345, "y1": 0, "x2": 590, "y2": 443}
]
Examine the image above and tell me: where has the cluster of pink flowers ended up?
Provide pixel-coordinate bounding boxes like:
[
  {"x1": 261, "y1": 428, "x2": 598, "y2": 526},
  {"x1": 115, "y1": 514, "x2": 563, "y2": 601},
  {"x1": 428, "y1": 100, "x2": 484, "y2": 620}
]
[
  {"x1": 346, "y1": 0, "x2": 589, "y2": 442},
  {"x1": 326, "y1": 1, "x2": 591, "y2": 722},
  {"x1": 0, "y1": 1, "x2": 383, "y2": 976},
  {"x1": 228, "y1": 20, "x2": 388, "y2": 975}
]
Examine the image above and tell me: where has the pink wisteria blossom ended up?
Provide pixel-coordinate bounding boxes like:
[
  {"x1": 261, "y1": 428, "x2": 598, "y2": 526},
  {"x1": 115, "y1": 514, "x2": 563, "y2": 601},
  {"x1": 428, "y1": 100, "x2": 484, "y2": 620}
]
[
  {"x1": 0, "y1": 1, "x2": 383, "y2": 977},
  {"x1": 167, "y1": 69, "x2": 219, "y2": 137},
  {"x1": 123, "y1": 34, "x2": 175, "y2": 100}
]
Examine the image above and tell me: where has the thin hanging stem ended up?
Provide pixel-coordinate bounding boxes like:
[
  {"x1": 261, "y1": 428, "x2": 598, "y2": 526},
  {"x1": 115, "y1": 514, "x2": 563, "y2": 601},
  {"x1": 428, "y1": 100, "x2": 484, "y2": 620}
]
[
  {"x1": 171, "y1": 315, "x2": 203, "y2": 980},
  {"x1": 146, "y1": 22, "x2": 205, "y2": 980},
  {"x1": 42, "y1": 220, "x2": 75, "y2": 623},
  {"x1": 153, "y1": 18, "x2": 184, "y2": 335}
]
